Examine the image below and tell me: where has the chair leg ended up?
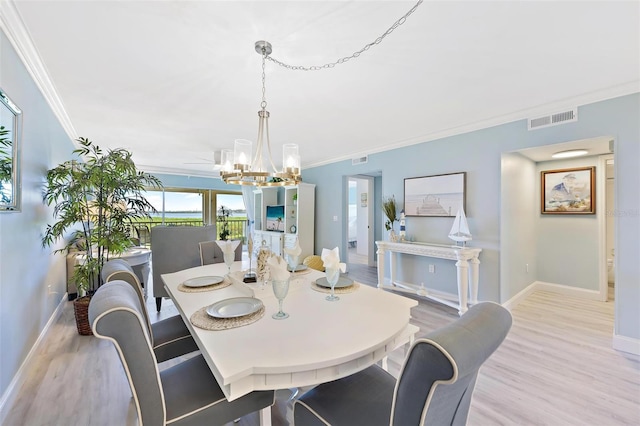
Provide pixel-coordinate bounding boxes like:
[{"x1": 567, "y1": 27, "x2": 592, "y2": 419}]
[{"x1": 156, "y1": 297, "x2": 162, "y2": 312}]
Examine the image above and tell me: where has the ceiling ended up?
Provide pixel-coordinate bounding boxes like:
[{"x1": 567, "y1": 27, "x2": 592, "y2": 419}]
[{"x1": 4, "y1": 1, "x2": 639, "y2": 177}]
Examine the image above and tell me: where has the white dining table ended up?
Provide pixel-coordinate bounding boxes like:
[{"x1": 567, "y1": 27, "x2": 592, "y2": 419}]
[{"x1": 162, "y1": 261, "x2": 418, "y2": 417}]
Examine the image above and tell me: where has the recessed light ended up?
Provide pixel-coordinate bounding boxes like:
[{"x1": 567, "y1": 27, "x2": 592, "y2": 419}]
[{"x1": 551, "y1": 149, "x2": 589, "y2": 159}]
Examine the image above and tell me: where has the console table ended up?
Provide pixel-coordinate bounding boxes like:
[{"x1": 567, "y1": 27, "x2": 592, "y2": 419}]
[{"x1": 376, "y1": 241, "x2": 481, "y2": 315}]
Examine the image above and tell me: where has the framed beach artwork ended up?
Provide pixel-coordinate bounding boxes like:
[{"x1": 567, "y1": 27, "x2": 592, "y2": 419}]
[
  {"x1": 541, "y1": 166, "x2": 595, "y2": 214},
  {"x1": 404, "y1": 172, "x2": 466, "y2": 217}
]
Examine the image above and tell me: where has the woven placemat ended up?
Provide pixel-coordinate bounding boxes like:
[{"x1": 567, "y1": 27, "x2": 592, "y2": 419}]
[
  {"x1": 190, "y1": 305, "x2": 265, "y2": 330},
  {"x1": 311, "y1": 281, "x2": 360, "y2": 294},
  {"x1": 178, "y1": 278, "x2": 232, "y2": 293}
]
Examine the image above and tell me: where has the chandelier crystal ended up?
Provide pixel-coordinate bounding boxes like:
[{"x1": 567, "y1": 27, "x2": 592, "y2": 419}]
[{"x1": 221, "y1": 41, "x2": 301, "y2": 187}]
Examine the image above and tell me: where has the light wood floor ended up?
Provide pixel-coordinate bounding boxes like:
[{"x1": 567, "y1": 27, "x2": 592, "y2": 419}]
[{"x1": 4, "y1": 268, "x2": 639, "y2": 425}]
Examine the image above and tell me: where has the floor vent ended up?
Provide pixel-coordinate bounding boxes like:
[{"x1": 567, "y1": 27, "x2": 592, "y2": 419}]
[
  {"x1": 352, "y1": 155, "x2": 368, "y2": 165},
  {"x1": 528, "y1": 108, "x2": 577, "y2": 130}
]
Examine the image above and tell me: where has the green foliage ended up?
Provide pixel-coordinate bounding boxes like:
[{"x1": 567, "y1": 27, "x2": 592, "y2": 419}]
[
  {"x1": 0, "y1": 126, "x2": 12, "y2": 203},
  {"x1": 42, "y1": 137, "x2": 163, "y2": 294},
  {"x1": 382, "y1": 195, "x2": 397, "y2": 231},
  {"x1": 217, "y1": 205, "x2": 231, "y2": 240}
]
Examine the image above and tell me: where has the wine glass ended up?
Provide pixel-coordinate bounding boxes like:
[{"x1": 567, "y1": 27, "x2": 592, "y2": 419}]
[
  {"x1": 286, "y1": 254, "x2": 299, "y2": 272},
  {"x1": 272, "y1": 278, "x2": 290, "y2": 319},
  {"x1": 223, "y1": 251, "x2": 234, "y2": 277},
  {"x1": 325, "y1": 267, "x2": 340, "y2": 302}
]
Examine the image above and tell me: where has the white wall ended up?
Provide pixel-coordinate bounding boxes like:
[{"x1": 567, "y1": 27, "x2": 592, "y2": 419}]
[
  {"x1": 536, "y1": 156, "x2": 601, "y2": 290},
  {"x1": 500, "y1": 152, "x2": 538, "y2": 302}
]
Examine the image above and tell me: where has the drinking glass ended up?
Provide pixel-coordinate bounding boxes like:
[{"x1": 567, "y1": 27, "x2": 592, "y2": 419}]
[
  {"x1": 223, "y1": 251, "x2": 234, "y2": 276},
  {"x1": 287, "y1": 254, "x2": 299, "y2": 272},
  {"x1": 271, "y1": 279, "x2": 290, "y2": 319},
  {"x1": 325, "y1": 267, "x2": 340, "y2": 301}
]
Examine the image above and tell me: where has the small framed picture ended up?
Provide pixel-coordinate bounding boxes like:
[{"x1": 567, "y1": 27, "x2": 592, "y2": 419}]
[
  {"x1": 541, "y1": 166, "x2": 595, "y2": 214},
  {"x1": 360, "y1": 193, "x2": 367, "y2": 207}
]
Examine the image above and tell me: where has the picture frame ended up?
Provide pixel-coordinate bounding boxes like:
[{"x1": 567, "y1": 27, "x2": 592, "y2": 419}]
[
  {"x1": 541, "y1": 166, "x2": 595, "y2": 214},
  {"x1": 404, "y1": 172, "x2": 466, "y2": 217}
]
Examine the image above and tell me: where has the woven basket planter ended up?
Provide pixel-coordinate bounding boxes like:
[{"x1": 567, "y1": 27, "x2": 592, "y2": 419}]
[{"x1": 73, "y1": 296, "x2": 93, "y2": 336}]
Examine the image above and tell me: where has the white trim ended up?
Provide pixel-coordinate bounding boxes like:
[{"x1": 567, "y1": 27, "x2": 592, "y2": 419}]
[
  {"x1": 0, "y1": 0, "x2": 78, "y2": 142},
  {"x1": 306, "y1": 82, "x2": 639, "y2": 169},
  {"x1": 502, "y1": 280, "x2": 603, "y2": 311},
  {"x1": 0, "y1": 292, "x2": 67, "y2": 424},
  {"x1": 534, "y1": 281, "x2": 602, "y2": 301},
  {"x1": 612, "y1": 334, "x2": 640, "y2": 356},
  {"x1": 597, "y1": 154, "x2": 613, "y2": 302},
  {"x1": 501, "y1": 281, "x2": 538, "y2": 311}
]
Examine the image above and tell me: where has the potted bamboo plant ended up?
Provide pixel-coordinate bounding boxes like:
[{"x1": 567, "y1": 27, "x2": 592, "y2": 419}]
[{"x1": 42, "y1": 137, "x2": 162, "y2": 334}]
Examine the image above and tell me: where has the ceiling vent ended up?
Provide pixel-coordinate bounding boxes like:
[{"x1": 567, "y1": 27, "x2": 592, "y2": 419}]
[
  {"x1": 528, "y1": 108, "x2": 577, "y2": 130},
  {"x1": 352, "y1": 155, "x2": 368, "y2": 165}
]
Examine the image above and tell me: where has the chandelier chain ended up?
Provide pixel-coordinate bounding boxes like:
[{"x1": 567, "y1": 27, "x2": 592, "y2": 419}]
[
  {"x1": 260, "y1": 51, "x2": 267, "y2": 109},
  {"x1": 265, "y1": 0, "x2": 423, "y2": 71}
]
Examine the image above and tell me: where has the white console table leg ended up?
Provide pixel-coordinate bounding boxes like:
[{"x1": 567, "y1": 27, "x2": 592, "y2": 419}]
[
  {"x1": 469, "y1": 256, "x2": 480, "y2": 305},
  {"x1": 455, "y1": 258, "x2": 469, "y2": 316},
  {"x1": 376, "y1": 247, "x2": 385, "y2": 289}
]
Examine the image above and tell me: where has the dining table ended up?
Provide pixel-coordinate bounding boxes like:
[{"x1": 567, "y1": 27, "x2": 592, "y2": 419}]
[{"x1": 162, "y1": 260, "x2": 419, "y2": 423}]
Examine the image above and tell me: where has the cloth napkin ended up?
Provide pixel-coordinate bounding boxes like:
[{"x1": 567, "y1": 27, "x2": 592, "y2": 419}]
[
  {"x1": 321, "y1": 247, "x2": 346, "y2": 273},
  {"x1": 214, "y1": 239, "x2": 240, "y2": 255},
  {"x1": 267, "y1": 255, "x2": 291, "y2": 281},
  {"x1": 283, "y1": 237, "x2": 302, "y2": 258}
]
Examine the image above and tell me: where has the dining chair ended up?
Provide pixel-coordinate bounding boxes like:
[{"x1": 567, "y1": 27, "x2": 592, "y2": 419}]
[
  {"x1": 101, "y1": 259, "x2": 199, "y2": 363},
  {"x1": 198, "y1": 240, "x2": 242, "y2": 266},
  {"x1": 293, "y1": 302, "x2": 512, "y2": 426},
  {"x1": 89, "y1": 280, "x2": 275, "y2": 426},
  {"x1": 151, "y1": 225, "x2": 218, "y2": 311}
]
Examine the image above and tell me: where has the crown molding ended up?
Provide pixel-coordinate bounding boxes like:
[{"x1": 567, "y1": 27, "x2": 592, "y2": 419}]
[
  {"x1": 0, "y1": 0, "x2": 77, "y2": 142},
  {"x1": 305, "y1": 81, "x2": 639, "y2": 170},
  {"x1": 137, "y1": 164, "x2": 221, "y2": 179}
]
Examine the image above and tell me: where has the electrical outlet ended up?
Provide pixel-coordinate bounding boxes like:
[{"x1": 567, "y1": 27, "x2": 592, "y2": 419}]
[
  {"x1": 333, "y1": 215, "x2": 338, "y2": 222},
  {"x1": 526, "y1": 263, "x2": 529, "y2": 273},
  {"x1": 429, "y1": 264, "x2": 435, "y2": 273}
]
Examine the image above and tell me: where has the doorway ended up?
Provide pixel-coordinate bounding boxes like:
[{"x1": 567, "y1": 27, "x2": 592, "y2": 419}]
[{"x1": 346, "y1": 175, "x2": 375, "y2": 266}]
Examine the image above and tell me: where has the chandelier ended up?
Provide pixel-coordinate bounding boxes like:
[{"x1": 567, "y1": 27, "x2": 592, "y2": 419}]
[
  {"x1": 220, "y1": 41, "x2": 301, "y2": 187},
  {"x1": 220, "y1": 1, "x2": 423, "y2": 186}
]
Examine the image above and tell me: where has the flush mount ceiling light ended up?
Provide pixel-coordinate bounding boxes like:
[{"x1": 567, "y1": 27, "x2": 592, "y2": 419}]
[
  {"x1": 551, "y1": 149, "x2": 589, "y2": 159},
  {"x1": 220, "y1": 1, "x2": 424, "y2": 186}
]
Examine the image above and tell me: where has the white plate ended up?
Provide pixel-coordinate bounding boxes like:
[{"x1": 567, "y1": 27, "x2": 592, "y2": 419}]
[
  {"x1": 315, "y1": 276, "x2": 354, "y2": 288},
  {"x1": 206, "y1": 297, "x2": 263, "y2": 319},
  {"x1": 287, "y1": 264, "x2": 308, "y2": 272},
  {"x1": 183, "y1": 276, "x2": 225, "y2": 288}
]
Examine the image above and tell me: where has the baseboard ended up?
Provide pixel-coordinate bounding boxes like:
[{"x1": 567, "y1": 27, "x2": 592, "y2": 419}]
[
  {"x1": 534, "y1": 281, "x2": 602, "y2": 300},
  {"x1": 502, "y1": 280, "x2": 603, "y2": 311},
  {"x1": 0, "y1": 292, "x2": 68, "y2": 423},
  {"x1": 612, "y1": 334, "x2": 640, "y2": 355}
]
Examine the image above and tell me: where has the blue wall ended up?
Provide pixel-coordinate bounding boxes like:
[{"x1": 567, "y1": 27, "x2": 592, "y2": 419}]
[
  {"x1": 0, "y1": 32, "x2": 75, "y2": 402},
  {"x1": 303, "y1": 93, "x2": 639, "y2": 342}
]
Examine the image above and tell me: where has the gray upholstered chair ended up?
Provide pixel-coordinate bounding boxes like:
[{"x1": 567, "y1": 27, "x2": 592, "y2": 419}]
[
  {"x1": 198, "y1": 240, "x2": 242, "y2": 266},
  {"x1": 89, "y1": 280, "x2": 275, "y2": 426},
  {"x1": 294, "y1": 302, "x2": 512, "y2": 426},
  {"x1": 101, "y1": 259, "x2": 199, "y2": 363},
  {"x1": 151, "y1": 225, "x2": 218, "y2": 312}
]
